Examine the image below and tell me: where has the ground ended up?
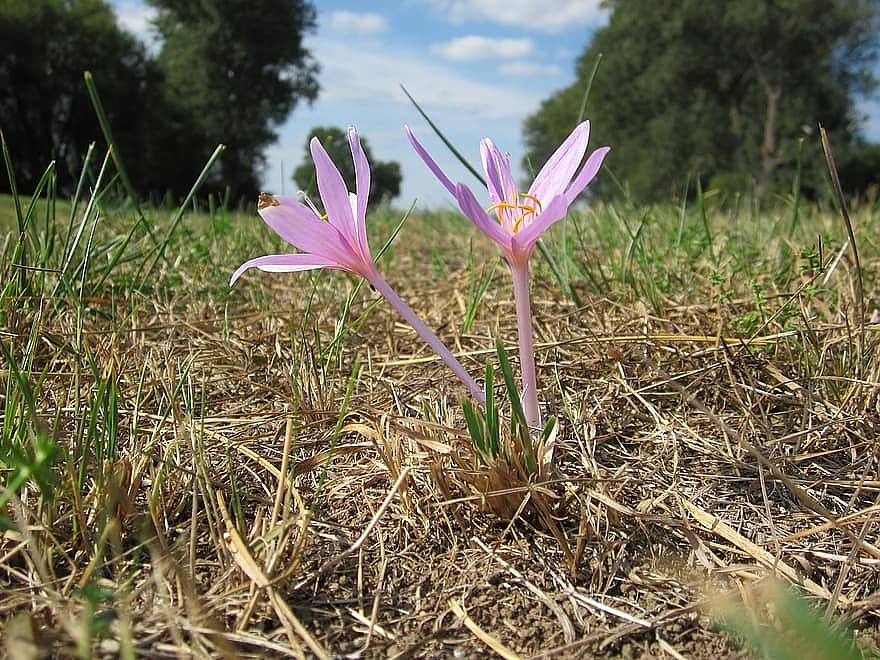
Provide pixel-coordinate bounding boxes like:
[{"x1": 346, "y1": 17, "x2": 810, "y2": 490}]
[{"x1": 2, "y1": 199, "x2": 879, "y2": 657}]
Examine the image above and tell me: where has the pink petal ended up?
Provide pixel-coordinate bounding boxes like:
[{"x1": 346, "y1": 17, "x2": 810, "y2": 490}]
[
  {"x1": 480, "y1": 139, "x2": 515, "y2": 206},
  {"x1": 405, "y1": 125, "x2": 457, "y2": 196},
  {"x1": 230, "y1": 253, "x2": 343, "y2": 285},
  {"x1": 310, "y1": 137, "x2": 358, "y2": 243},
  {"x1": 454, "y1": 183, "x2": 513, "y2": 254},
  {"x1": 348, "y1": 127, "x2": 371, "y2": 252},
  {"x1": 258, "y1": 196, "x2": 356, "y2": 266},
  {"x1": 510, "y1": 194, "x2": 571, "y2": 256},
  {"x1": 564, "y1": 146, "x2": 611, "y2": 205},
  {"x1": 481, "y1": 139, "x2": 521, "y2": 234},
  {"x1": 528, "y1": 121, "x2": 591, "y2": 204}
]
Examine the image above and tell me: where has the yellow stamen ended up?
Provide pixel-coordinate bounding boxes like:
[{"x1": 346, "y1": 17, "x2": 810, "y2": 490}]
[
  {"x1": 486, "y1": 192, "x2": 543, "y2": 233},
  {"x1": 520, "y1": 193, "x2": 543, "y2": 212}
]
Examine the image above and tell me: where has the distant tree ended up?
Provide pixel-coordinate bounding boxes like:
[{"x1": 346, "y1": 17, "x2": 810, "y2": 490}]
[
  {"x1": 149, "y1": 0, "x2": 320, "y2": 201},
  {"x1": 0, "y1": 0, "x2": 178, "y2": 195},
  {"x1": 523, "y1": 0, "x2": 879, "y2": 202},
  {"x1": 292, "y1": 127, "x2": 402, "y2": 203},
  {"x1": 837, "y1": 141, "x2": 880, "y2": 198}
]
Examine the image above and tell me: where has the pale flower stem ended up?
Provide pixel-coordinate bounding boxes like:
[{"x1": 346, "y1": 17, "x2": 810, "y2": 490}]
[
  {"x1": 510, "y1": 260, "x2": 542, "y2": 428},
  {"x1": 368, "y1": 271, "x2": 486, "y2": 405}
]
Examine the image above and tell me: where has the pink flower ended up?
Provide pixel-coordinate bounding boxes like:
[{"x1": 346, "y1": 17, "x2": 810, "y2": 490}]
[
  {"x1": 230, "y1": 128, "x2": 376, "y2": 285},
  {"x1": 231, "y1": 127, "x2": 484, "y2": 404},
  {"x1": 407, "y1": 121, "x2": 609, "y2": 427},
  {"x1": 406, "y1": 121, "x2": 610, "y2": 267}
]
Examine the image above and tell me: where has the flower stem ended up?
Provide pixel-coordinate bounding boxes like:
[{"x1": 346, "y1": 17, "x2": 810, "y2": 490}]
[
  {"x1": 510, "y1": 261, "x2": 541, "y2": 428},
  {"x1": 368, "y1": 271, "x2": 485, "y2": 405}
]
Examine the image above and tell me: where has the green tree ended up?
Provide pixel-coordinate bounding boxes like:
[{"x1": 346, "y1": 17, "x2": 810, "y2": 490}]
[
  {"x1": 149, "y1": 0, "x2": 320, "y2": 201},
  {"x1": 0, "y1": 0, "x2": 171, "y2": 195},
  {"x1": 292, "y1": 127, "x2": 402, "y2": 203},
  {"x1": 524, "y1": 0, "x2": 879, "y2": 202}
]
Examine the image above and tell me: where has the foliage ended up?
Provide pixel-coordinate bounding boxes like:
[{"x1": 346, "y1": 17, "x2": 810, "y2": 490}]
[
  {"x1": 461, "y1": 341, "x2": 557, "y2": 479},
  {"x1": 523, "y1": 0, "x2": 880, "y2": 202},
  {"x1": 0, "y1": 0, "x2": 192, "y2": 196},
  {"x1": 292, "y1": 126, "x2": 402, "y2": 203},
  {"x1": 0, "y1": 0, "x2": 319, "y2": 201},
  {"x1": 149, "y1": 0, "x2": 320, "y2": 201},
  {"x1": 715, "y1": 584, "x2": 863, "y2": 660}
]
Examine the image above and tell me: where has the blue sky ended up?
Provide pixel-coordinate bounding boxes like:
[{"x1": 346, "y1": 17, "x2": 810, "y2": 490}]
[{"x1": 111, "y1": 0, "x2": 878, "y2": 208}]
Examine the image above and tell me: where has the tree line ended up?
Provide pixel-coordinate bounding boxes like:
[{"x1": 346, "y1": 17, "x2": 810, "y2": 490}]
[
  {"x1": 1, "y1": 0, "x2": 319, "y2": 202},
  {"x1": 4, "y1": 0, "x2": 878, "y2": 207},
  {"x1": 524, "y1": 0, "x2": 880, "y2": 203}
]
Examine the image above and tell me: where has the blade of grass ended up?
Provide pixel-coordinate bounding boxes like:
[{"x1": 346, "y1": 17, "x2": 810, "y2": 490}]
[
  {"x1": 401, "y1": 85, "x2": 484, "y2": 185},
  {"x1": 495, "y1": 340, "x2": 536, "y2": 472},
  {"x1": 55, "y1": 149, "x2": 113, "y2": 295},
  {"x1": 576, "y1": 53, "x2": 603, "y2": 122},
  {"x1": 463, "y1": 256, "x2": 497, "y2": 334},
  {"x1": 311, "y1": 355, "x2": 361, "y2": 512},
  {"x1": 138, "y1": 144, "x2": 226, "y2": 286},
  {"x1": 820, "y1": 126, "x2": 864, "y2": 379},
  {"x1": 83, "y1": 71, "x2": 164, "y2": 259},
  {"x1": 0, "y1": 129, "x2": 25, "y2": 232},
  {"x1": 695, "y1": 177, "x2": 717, "y2": 265},
  {"x1": 320, "y1": 202, "x2": 414, "y2": 361}
]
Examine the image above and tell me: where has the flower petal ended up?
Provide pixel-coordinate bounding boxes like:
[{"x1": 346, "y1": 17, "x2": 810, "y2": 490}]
[
  {"x1": 528, "y1": 121, "x2": 591, "y2": 204},
  {"x1": 258, "y1": 195, "x2": 356, "y2": 266},
  {"x1": 348, "y1": 126, "x2": 371, "y2": 253},
  {"x1": 510, "y1": 194, "x2": 571, "y2": 256},
  {"x1": 454, "y1": 183, "x2": 513, "y2": 254},
  {"x1": 480, "y1": 138, "x2": 517, "y2": 209},
  {"x1": 480, "y1": 139, "x2": 519, "y2": 234},
  {"x1": 564, "y1": 146, "x2": 611, "y2": 205},
  {"x1": 310, "y1": 137, "x2": 358, "y2": 242},
  {"x1": 230, "y1": 253, "x2": 343, "y2": 285},
  {"x1": 405, "y1": 125, "x2": 457, "y2": 197}
]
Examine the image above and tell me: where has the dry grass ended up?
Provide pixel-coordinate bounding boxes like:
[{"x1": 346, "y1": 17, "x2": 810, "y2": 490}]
[{"x1": 2, "y1": 194, "x2": 880, "y2": 658}]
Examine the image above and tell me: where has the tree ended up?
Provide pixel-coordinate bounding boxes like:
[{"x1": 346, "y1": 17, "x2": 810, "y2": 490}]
[
  {"x1": 523, "y1": 0, "x2": 879, "y2": 202},
  {"x1": 149, "y1": 0, "x2": 320, "y2": 201},
  {"x1": 0, "y1": 0, "x2": 158, "y2": 194},
  {"x1": 292, "y1": 127, "x2": 402, "y2": 203}
]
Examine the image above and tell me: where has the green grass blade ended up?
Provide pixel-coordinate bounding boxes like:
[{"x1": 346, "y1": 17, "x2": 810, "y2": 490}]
[
  {"x1": 461, "y1": 399, "x2": 487, "y2": 456},
  {"x1": 463, "y1": 258, "x2": 496, "y2": 333},
  {"x1": 495, "y1": 340, "x2": 527, "y2": 432},
  {"x1": 401, "y1": 84, "x2": 485, "y2": 186},
  {"x1": 311, "y1": 355, "x2": 361, "y2": 511},
  {"x1": 484, "y1": 362, "x2": 499, "y2": 456},
  {"x1": 0, "y1": 129, "x2": 25, "y2": 233},
  {"x1": 695, "y1": 177, "x2": 717, "y2": 265},
  {"x1": 576, "y1": 53, "x2": 603, "y2": 122},
  {"x1": 83, "y1": 71, "x2": 164, "y2": 258},
  {"x1": 139, "y1": 143, "x2": 226, "y2": 286},
  {"x1": 320, "y1": 204, "x2": 413, "y2": 361}
]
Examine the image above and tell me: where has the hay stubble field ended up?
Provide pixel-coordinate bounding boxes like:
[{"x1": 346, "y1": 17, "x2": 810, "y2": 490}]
[{"x1": 2, "y1": 183, "x2": 880, "y2": 657}]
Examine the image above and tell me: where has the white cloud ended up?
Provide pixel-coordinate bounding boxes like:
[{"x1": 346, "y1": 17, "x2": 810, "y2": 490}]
[
  {"x1": 498, "y1": 61, "x2": 563, "y2": 78},
  {"x1": 310, "y1": 39, "x2": 535, "y2": 120},
  {"x1": 325, "y1": 11, "x2": 389, "y2": 36},
  {"x1": 264, "y1": 33, "x2": 545, "y2": 207},
  {"x1": 432, "y1": 35, "x2": 534, "y2": 61},
  {"x1": 421, "y1": 0, "x2": 607, "y2": 33}
]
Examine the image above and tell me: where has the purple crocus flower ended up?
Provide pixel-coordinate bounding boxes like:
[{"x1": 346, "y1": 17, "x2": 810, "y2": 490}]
[
  {"x1": 407, "y1": 121, "x2": 610, "y2": 427},
  {"x1": 232, "y1": 127, "x2": 484, "y2": 405}
]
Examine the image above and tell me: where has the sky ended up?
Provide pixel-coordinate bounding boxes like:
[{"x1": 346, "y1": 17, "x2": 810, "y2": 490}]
[{"x1": 111, "y1": 0, "x2": 879, "y2": 209}]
